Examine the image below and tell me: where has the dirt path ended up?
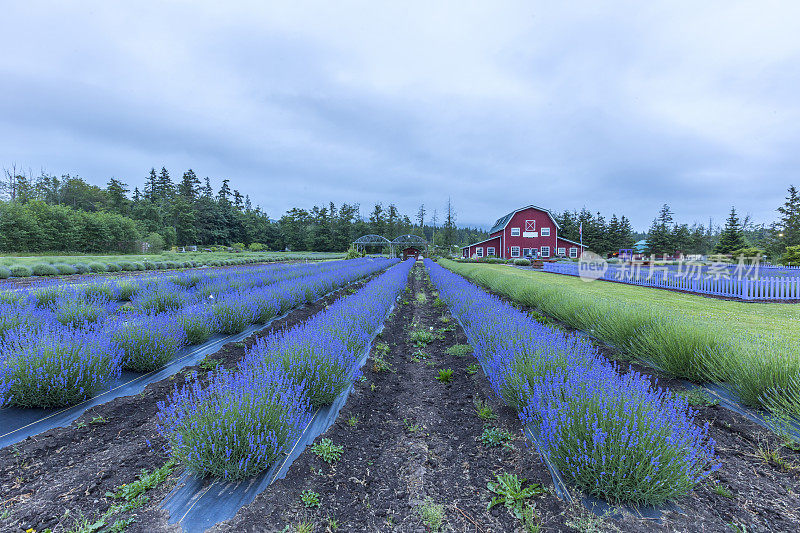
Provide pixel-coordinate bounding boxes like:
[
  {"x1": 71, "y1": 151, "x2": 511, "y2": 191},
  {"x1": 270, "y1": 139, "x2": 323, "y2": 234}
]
[
  {"x1": 0, "y1": 275, "x2": 377, "y2": 533},
  {"x1": 212, "y1": 263, "x2": 572, "y2": 532}
]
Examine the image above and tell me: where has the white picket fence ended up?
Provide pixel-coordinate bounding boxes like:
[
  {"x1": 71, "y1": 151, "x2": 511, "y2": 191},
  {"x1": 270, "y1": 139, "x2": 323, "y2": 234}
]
[{"x1": 541, "y1": 263, "x2": 800, "y2": 301}]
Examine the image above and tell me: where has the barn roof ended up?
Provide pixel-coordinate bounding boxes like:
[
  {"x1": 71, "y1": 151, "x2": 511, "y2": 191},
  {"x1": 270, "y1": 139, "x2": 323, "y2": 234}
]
[{"x1": 489, "y1": 205, "x2": 561, "y2": 234}]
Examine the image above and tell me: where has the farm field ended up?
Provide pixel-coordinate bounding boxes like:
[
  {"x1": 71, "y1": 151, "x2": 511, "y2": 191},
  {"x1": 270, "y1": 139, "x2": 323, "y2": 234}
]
[{"x1": 1, "y1": 261, "x2": 798, "y2": 532}]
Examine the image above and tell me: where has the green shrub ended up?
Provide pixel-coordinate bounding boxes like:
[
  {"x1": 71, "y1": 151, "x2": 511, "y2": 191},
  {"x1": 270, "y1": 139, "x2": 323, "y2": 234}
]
[
  {"x1": 132, "y1": 261, "x2": 145, "y2": 271},
  {"x1": 88, "y1": 262, "x2": 107, "y2": 273},
  {"x1": 30, "y1": 263, "x2": 58, "y2": 276},
  {"x1": 54, "y1": 263, "x2": 78, "y2": 275},
  {"x1": 513, "y1": 259, "x2": 531, "y2": 266},
  {"x1": 105, "y1": 262, "x2": 121, "y2": 272},
  {"x1": 0, "y1": 267, "x2": 10, "y2": 279},
  {"x1": 785, "y1": 245, "x2": 800, "y2": 266},
  {"x1": 9, "y1": 265, "x2": 31, "y2": 277},
  {"x1": 142, "y1": 260, "x2": 157, "y2": 270},
  {"x1": 74, "y1": 263, "x2": 90, "y2": 274},
  {"x1": 249, "y1": 242, "x2": 266, "y2": 252},
  {"x1": 117, "y1": 261, "x2": 136, "y2": 271}
]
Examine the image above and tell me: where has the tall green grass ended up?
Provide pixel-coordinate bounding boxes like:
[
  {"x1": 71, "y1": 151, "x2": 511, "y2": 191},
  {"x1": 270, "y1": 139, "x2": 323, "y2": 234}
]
[{"x1": 439, "y1": 259, "x2": 800, "y2": 420}]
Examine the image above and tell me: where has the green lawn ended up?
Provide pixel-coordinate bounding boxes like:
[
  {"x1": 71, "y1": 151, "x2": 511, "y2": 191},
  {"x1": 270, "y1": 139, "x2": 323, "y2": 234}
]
[{"x1": 455, "y1": 262, "x2": 800, "y2": 345}]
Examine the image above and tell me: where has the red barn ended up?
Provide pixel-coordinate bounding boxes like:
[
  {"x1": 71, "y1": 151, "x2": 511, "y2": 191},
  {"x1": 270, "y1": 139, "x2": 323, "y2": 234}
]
[{"x1": 462, "y1": 205, "x2": 586, "y2": 260}]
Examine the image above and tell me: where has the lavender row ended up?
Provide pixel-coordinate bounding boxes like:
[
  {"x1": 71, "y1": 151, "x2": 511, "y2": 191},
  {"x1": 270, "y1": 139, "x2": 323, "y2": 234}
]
[
  {"x1": 424, "y1": 259, "x2": 719, "y2": 505},
  {"x1": 0, "y1": 258, "x2": 397, "y2": 408},
  {"x1": 156, "y1": 258, "x2": 414, "y2": 480}
]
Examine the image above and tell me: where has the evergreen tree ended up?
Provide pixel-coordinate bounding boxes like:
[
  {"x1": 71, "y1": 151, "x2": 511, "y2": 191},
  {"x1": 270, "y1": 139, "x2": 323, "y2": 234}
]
[
  {"x1": 144, "y1": 168, "x2": 157, "y2": 201},
  {"x1": 156, "y1": 167, "x2": 174, "y2": 201},
  {"x1": 443, "y1": 198, "x2": 457, "y2": 247},
  {"x1": 177, "y1": 169, "x2": 201, "y2": 202},
  {"x1": 714, "y1": 207, "x2": 747, "y2": 253},
  {"x1": 369, "y1": 203, "x2": 385, "y2": 236},
  {"x1": 106, "y1": 178, "x2": 129, "y2": 215},
  {"x1": 646, "y1": 204, "x2": 675, "y2": 255},
  {"x1": 777, "y1": 185, "x2": 800, "y2": 249}
]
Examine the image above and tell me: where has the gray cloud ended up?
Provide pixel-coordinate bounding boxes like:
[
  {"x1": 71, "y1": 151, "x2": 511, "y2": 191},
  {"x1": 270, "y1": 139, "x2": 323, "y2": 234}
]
[{"x1": 1, "y1": 1, "x2": 799, "y2": 230}]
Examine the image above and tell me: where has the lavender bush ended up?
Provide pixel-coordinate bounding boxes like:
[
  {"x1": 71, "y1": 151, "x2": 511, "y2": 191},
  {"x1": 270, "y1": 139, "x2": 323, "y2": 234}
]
[
  {"x1": 0, "y1": 325, "x2": 122, "y2": 407},
  {"x1": 156, "y1": 367, "x2": 312, "y2": 479},
  {"x1": 112, "y1": 313, "x2": 187, "y2": 372}
]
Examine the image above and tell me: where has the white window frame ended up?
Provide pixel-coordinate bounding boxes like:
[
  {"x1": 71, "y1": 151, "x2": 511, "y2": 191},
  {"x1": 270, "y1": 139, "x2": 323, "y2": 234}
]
[
  {"x1": 541, "y1": 246, "x2": 550, "y2": 257},
  {"x1": 557, "y1": 247, "x2": 566, "y2": 256},
  {"x1": 510, "y1": 227, "x2": 520, "y2": 236},
  {"x1": 511, "y1": 246, "x2": 520, "y2": 257},
  {"x1": 540, "y1": 227, "x2": 550, "y2": 236},
  {"x1": 476, "y1": 247, "x2": 484, "y2": 257},
  {"x1": 487, "y1": 247, "x2": 495, "y2": 256},
  {"x1": 525, "y1": 220, "x2": 536, "y2": 231},
  {"x1": 569, "y1": 247, "x2": 578, "y2": 258}
]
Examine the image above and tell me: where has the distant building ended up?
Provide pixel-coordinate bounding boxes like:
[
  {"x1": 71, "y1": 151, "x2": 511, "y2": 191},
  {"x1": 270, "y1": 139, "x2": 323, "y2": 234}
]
[{"x1": 462, "y1": 205, "x2": 586, "y2": 259}]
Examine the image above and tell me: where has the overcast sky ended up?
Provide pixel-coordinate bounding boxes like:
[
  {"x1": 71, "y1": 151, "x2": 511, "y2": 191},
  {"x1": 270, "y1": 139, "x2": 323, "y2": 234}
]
[{"x1": 2, "y1": 2, "x2": 799, "y2": 230}]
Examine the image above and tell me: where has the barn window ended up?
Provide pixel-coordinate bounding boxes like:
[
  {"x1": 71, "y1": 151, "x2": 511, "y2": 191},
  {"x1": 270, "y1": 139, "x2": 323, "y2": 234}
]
[
  {"x1": 511, "y1": 246, "x2": 520, "y2": 257},
  {"x1": 570, "y1": 247, "x2": 578, "y2": 258},
  {"x1": 511, "y1": 227, "x2": 520, "y2": 236},
  {"x1": 541, "y1": 246, "x2": 550, "y2": 257},
  {"x1": 557, "y1": 247, "x2": 566, "y2": 256},
  {"x1": 476, "y1": 247, "x2": 484, "y2": 257},
  {"x1": 487, "y1": 247, "x2": 495, "y2": 256},
  {"x1": 525, "y1": 220, "x2": 536, "y2": 231},
  {"x1": 541, "y1": 227, "x2": 550, "y2": 236}
]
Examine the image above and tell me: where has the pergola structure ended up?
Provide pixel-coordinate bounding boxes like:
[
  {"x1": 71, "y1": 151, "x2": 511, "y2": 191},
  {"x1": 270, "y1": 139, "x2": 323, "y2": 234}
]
[
  {"x1": 352, "y1": 234, "x2": 429, "y2": 257},
  {"x1": 352, "y1": 234, "x2": 392, "y2": 255}
]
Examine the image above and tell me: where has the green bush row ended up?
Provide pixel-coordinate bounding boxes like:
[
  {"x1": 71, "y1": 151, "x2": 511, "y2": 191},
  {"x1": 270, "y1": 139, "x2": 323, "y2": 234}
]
[{"x1": 0, "y1": 255, "x2": 303, "y2": 279}]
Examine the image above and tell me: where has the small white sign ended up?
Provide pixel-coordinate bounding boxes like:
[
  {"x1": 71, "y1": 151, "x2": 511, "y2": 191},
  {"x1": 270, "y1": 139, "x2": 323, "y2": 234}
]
[{"x1": 523, "y1": 231, "x2": 537, "y2": 238}]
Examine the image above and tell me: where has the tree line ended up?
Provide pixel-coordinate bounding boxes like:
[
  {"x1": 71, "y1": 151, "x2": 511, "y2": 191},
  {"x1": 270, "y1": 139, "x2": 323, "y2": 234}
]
[
  {"x1": 644, "y1": 185, "x2": 799, "y2": 262},
  {"x1": 0, "y1": 166, "x2": 487, "y2": 253}
]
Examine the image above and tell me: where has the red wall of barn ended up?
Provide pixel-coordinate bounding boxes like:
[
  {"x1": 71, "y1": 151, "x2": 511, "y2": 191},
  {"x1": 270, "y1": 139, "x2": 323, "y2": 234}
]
[
  {"x1": 500, "y1": 208, "x2": 559, "y2": 258},
  {"x1": 464, "y1": 235, "x2": 502, "y2": 258}
]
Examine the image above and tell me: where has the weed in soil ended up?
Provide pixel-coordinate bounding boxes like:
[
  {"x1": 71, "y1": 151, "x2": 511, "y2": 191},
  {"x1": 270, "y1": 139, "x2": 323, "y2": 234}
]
[
  {"x1": 199, "y1": 356, "x2": 222, "y2": 372},
  {"x1": 487, "y1": 472, "x2": 545, "y2": 520},
  {"x1": 403, "y1": 418, "x2": 423, "y2": 434},
  {"x1": 371, "y1": 355, "x2": 392, "y2": 373},
  {"x1": 301, "y1": 490, "x2": 321, "y2": 508},
  {"x1": 445, "y1": 344, "x2": 472, "y2": 357},
  {"x1": 673, "y1": 388, "x2": 719, "y2": 408},
  {"x1": 479, "y1": 426, "x2": 514, "y2": 449},
  {"x1": 416, "y1": 498, "x2": 445, "y2": 532},
  {"x1": 310, "y1": 438, "x2": 343, "y2": 464},
  {"x1": 409, "y1": 327, "x2": 436, "y2": 346},
  {"x1": 710, "y1": 481, "x2": 734, "y2": 498},
  {"x1": 347, "y1": 415, "x2": 359, "y2": 427},
  {"x1": 754, "y1": 439, "x2": 797, "y2": 471},
  {"x1": 466, "y1": 363, "x2": 480, "y2": 375},
  {"x1": 436, "y1": 368, "x2": 453, "y2": 383},
  {"x1": 474, "y1": 398, "x2": 496, "y2": 421},
  {"x1": 409, "y1": 348, "x2": 428, "y2": 362}
]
